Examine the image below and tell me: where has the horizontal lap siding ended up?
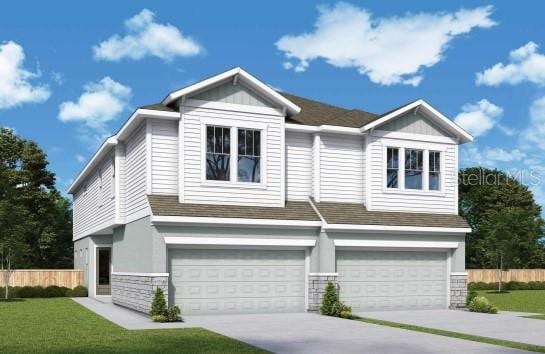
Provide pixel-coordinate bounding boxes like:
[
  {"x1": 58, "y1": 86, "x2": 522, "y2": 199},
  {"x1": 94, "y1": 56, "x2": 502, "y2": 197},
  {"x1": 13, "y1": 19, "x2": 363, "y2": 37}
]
[
  {"x1": 125, "y1": 122, "x2": 149, "y2": 221},
  {"x1": 286, "y1": 131, "x2": 313, "y2": 201},
  {"x1": 73, "y1": 153, "x2": 115, "y2": 238},
  {"x1": 182, "y1": 106, "x2": 282, "y2": 206},
  {"x1": 320, "y1": 134, "x2": 364, "y2": 203},
  {"x1": 151, "y1": 120, "x2": 178, "y2": 195},
  {"x1": 368, "y1": 136, "x2": 457, "y2": 214}
]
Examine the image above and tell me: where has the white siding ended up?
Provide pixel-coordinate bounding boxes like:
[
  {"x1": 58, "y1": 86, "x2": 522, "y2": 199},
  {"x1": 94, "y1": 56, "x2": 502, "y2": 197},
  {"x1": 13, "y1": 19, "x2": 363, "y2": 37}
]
[
  {"x1": 368, "y1": 134, "x2": 457, "y2": 214},
  {"x1": 192, "y1": 82, "x2": 273, "y2": 107},
  {"x1": 117, "y1": 144, "x2": 127, "y2": 219},
  {"x1": 151, "y1": 120, "x2": 178, "y2": 195},
  {"x1": 380, "y1": 112, "x2": 450, "y2": 137},
  {"x1": 73, "y1": 152, "x2": 116, "y2": 239},
  {"x1": 182, "y1": 105, "x2": 283, "y2": 206},
  {"x1": 286, "y1": 131, "x2": 313, "y2": 201},
  {"x1": 124, "y1": 122, "x2": 149, "y2": 221},
  {"x1": 320, "y1": 134, "x2": 365, "y2": 203}
]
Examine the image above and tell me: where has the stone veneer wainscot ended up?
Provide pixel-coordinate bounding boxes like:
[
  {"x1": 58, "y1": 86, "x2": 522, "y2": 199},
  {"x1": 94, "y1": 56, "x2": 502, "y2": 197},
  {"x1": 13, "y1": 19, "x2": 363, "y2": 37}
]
[{"x1": 111, "y1": 273, "x2": 169, "y2": 313}]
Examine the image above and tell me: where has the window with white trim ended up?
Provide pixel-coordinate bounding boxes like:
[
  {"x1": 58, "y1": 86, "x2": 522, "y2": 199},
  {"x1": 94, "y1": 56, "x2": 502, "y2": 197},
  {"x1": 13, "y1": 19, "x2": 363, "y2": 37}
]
[
  {"x1": 386, "y1": 147, "x2": 399, "y2": 188},
  {"x1": 429, "y1": 151, "x2": 441, "y2": 191},
  {"x1": 237, "y1": 128, "x2": 261, "y2": 183},
  {"x1": 206, "y1": 126, "x2": 231, "y2": 181},
  {"x1": 405, "y1": 148, "x2": 423, "y2": 190}
]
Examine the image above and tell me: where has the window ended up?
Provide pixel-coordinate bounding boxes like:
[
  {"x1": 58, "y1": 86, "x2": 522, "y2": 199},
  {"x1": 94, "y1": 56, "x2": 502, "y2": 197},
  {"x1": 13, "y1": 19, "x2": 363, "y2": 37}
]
[
  {"x1": 405, "y1": 149, "x2": 423, "y2": 189},
  {"x1": 238, "y1": 129, "x2": 261, "y2": 183},
  {"x1": 429, "y1": 151, "x2": 441, "y2": 191},
  {"x1": 206, "y1": 126, "x2": 231, "y2": 180},
  {"x1": 386, "y1": 147, "x2": 399, "y2": 188}
]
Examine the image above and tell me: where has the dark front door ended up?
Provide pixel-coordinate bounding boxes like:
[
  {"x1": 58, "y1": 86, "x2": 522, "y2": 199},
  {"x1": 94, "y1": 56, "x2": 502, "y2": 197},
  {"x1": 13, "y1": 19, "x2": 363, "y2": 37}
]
[{"x1": 96, "y1": 248, "x2": 111, "y2": 295}]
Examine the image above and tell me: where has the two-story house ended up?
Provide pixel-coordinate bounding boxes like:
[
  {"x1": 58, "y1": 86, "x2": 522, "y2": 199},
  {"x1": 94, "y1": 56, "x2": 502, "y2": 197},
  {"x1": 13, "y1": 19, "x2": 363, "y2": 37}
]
[{"x1": 70, "y1": 67, "x2": 472, "y2": 315}]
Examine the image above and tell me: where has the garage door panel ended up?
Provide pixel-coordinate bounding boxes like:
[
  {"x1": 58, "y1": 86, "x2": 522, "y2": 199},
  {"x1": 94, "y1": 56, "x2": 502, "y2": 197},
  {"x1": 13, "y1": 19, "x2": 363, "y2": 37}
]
[
  {"x1": 169, "y1": 249, "x2": 306, "y2": 315},
  {"x1": 337, "y1": 250, "x2": 447, "y2": 311}
]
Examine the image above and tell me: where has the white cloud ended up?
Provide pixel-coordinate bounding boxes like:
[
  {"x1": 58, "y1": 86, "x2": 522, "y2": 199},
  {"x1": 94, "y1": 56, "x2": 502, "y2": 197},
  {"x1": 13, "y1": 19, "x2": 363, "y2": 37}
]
[
  {"x1": 0, "y1": 41, "x2": 51, "y2": 110},
  {"x1": 58, "y1": 77, "x2": 131, "y2": 130},
  {"x1": 476, "y1": 42, "x2": 545, "y2": 86},
  {"x1": 76, "y1": 154, "x2": 86, "y2": 163},
  {"x1": 461, "y1": 144, "x2": 525, "y2": 168},
  {"x1": 51, "y1": 72, "x2": 64, "y2": 85},
  {"x1": 276, "y1": 3, "x2": 496, "y2": 86},
  {"x1": 521, "y1": 96, "x2": 545, "y2": 151},
  {"x1": 483, "y1": 147, "x2": 526, "y2": 162},
  {"x1": 454, "y1": 99, "x2": 503, "y2": 137},
  {"x1": 93, "y1": 9, "x2": 202, "y2": 62}
]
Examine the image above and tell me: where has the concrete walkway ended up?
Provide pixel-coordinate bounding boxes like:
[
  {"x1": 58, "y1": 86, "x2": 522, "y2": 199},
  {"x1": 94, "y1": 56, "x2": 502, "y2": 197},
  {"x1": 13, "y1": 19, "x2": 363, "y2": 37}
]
[
  {"x1": 73, "y1": 298, "x2": 530, "y2": 353},
  {"x1": 359, "y1": 309, "x2": 545, "y2": 347}
]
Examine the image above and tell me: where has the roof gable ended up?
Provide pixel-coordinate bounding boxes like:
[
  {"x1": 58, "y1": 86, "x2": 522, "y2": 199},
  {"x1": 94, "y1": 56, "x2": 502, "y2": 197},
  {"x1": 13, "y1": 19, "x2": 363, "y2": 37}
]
[
  {"x1": 379, "y1": 111, "x2": 451, "y2": 137},
  {"x1": 191, "y1": 81, "x2": 274, "y2": 108}
]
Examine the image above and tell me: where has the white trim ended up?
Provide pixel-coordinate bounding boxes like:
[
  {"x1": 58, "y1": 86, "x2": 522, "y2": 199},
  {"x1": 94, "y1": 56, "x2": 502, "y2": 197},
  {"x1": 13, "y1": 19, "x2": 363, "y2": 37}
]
[
  {"x1": 326, "y1": 224, "x2": 471, "y2": 234},
  {"x1": 304, "y1": 249, "x2": 310, "y2": 311},
  {"x1": 185, "y1": 98, "x2": 284, "y2": 116},
  {"x1": 286, "y1": 123, "x2": 362, "y2": 135},
  {"x1": 163, "y1": 236, "x2": 316, "y2": 247},
  {"x1": 365, "y1": 133, "x2": 372, "y2": 210},
  {"x1": 308, "y1": 273, "x2": 339, "y2": 276},
  {"x1": 280, "y1": 112, "x2": 286, "y2": 205},
  {"x1": 313, "y1": 133, "x2": 321, "y2": 202},
  {"x1": 162, "y1": 67, "x2": 301, "y2": 114},
  {"x1": 112, "y1": 272, "x2": 169, "y2": 277},
  {"x1": 371, "y1": 130, "x2": 458, "y2": 144},
  {"x1": 446, "y1": 249, "x2": 452, "y2": 308},
  {"x1": 334, "y1": 239, "x2": 459, "y2": 249},
  {"x1": 114, "y1": 144, "x2": 122, "y2": 222},
  {"x1": 451, "y1": 272, "x2": 469, "y2": 276},
  {"x1": 145, "y1": 119, "x2": 152, "y2": 195},
  {"x1": 152, "y1": 215, "x2": 322, "y2": 228},
  {"x1": 178, "y1": 106, "x2": 185, "y2": 203},
  {"x1": 362, "y1": 100, "x2": 473, "y2": 143},
  {"x1": 72, "y1": 220, "x2": 117, "y2": 241}
]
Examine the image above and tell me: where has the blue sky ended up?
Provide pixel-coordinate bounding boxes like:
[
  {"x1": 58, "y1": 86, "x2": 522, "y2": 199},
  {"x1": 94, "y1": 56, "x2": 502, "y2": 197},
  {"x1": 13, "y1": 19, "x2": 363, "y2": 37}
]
[{"x1": 1, "y1": 1, "x2": 545, "y2": 205}]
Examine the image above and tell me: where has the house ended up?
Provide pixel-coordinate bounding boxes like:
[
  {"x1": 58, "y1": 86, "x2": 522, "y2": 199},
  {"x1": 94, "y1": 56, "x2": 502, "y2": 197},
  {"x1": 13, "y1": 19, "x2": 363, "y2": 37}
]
[{"x1": 70, "y1": 67, "x2": 472, "y2": 315}]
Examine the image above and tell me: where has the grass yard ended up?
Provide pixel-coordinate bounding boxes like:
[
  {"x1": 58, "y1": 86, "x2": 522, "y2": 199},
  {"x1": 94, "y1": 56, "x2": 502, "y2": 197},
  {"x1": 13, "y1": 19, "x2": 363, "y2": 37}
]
[
  {"x1": 0, "y1": 298, "x2": 267, "y2": 354},
  {"x1": 478, "y1": 290, "x2": 545, "y2": 316}
]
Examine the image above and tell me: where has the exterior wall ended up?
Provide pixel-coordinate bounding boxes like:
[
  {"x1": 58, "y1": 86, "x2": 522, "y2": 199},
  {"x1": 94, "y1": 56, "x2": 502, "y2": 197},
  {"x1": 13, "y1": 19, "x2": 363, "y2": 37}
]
[
  {"x1": 111, "y1": 274, "x2": 168, "y2": 313},
  {"x1": 286, "y1": 131, "x2": 313, "y2": 201},
  {"x1": 367, "y1": 133, "x2": 458, "y2": 214},
  {"x1": 192, "y1": 82, "x2": 273, "y2": 107},
  {"x1": 308, "y1": 273, "x2": 338, "y2": 312},
  {"x1": 73, "y1": 151, "x2": 116, "y2": 239},
  {"x1": 181, "y1": 103, "x2": 284, "y2": 207},
  {"x1": 151, "y1": 119, "x2": 178, "y2": 195},
  {"x1": 450, "y1": 273, "x2": 468, "y2": 308},
  {"x1": 320, "y1": 133, "x2": 365, "y2": 203},
  {"x1": 380, "y1": 111, "x2": 450, "y2": 136},
  {"x1": 124, "y1": 121, "x2": 149, "y2": 222},
  {"x1": 74, "y1": 235, "x2": 112, "y2": 297},
  {"x1": 73, "y1": 237, "x2": 90, "y2": 289}
]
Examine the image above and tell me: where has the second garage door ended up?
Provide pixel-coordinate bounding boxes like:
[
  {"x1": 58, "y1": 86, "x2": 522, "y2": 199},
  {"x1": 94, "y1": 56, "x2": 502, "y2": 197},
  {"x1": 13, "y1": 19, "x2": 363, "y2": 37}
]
[
  {"x1": 169, "y1": 249, "x2": 306, "y2": 315},
  {"x1": 337, "y1": 250, "x2": 447, "y2": 311}
]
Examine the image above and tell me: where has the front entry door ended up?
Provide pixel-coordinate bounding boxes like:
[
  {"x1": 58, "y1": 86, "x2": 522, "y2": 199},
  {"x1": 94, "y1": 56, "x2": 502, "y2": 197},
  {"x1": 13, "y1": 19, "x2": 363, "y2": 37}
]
[{"x1": 96, "y1": 248, "x2": 111, "y2": 295}]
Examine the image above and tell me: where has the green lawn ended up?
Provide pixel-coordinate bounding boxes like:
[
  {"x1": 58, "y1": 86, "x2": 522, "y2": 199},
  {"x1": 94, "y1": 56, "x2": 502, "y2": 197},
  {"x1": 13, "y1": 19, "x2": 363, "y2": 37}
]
[
  {"x1": 478, "y1": 290, "x2": 545, "y2": 315},
  {"x1": 0, "y1": 298, "x2": 267, "y2": 354}
]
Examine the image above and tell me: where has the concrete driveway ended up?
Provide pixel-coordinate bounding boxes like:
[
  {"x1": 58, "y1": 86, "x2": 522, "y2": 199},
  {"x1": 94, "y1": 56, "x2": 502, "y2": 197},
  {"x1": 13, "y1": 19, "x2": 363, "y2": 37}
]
[
  {"x1": 75, "y1": 298, "x2": 529, "y2": 353},
  {"x1": 360, "y1": 309, "x2": 545, "y2": 347}
]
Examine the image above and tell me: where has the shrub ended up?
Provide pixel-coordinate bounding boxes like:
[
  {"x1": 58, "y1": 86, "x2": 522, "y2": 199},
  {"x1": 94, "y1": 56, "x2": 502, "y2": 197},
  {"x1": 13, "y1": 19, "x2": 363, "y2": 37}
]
[
  {"x1": 0, "y1": 286, "x2": 21, "y2": 299},
  {"x1": 150, "y1": 288, "x2": 168, "y2": 317},
  {"x1": 466, "y1": 289, "x2": 478, "y2": 306},
  {"x1": 340, "y1": 308, "x2": 352, "y2": 319},
  {"x1": 70, "y1": 285, "x2": 88, "y2": 297},
  {"x1": 43, "y1": 285, "x2": 70, "y2": 298},
  {"x1": 152, "y1": 314, "x2": 167, "y2": 323},
  {"x1": 468, "y1": 296, "x2": 498, "y2": 314},
  {"x1": 469, "y1": 281, "x2": 545, "y2": 291},
  {"x1": 320, "y1": 282, "x2": 339, "y2": 316},
  {"x1": 167, "y1": 305, "x2": 182, "y2": 322}
]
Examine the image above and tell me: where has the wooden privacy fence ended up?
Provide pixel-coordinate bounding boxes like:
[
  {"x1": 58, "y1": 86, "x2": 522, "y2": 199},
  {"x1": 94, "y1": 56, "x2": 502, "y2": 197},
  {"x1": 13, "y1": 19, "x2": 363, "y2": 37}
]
[
  {"x1": 467, "y1": 269, "x2": 545, "y2": 283},
  {"x1": 0, "y1": 270, "x2": 84, "y2": 289}
]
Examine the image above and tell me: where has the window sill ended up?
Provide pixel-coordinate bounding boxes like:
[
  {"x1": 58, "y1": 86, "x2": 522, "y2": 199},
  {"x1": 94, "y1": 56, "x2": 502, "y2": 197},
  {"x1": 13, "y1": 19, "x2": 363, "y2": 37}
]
[
  {"x1": 382, "y1": 188, "x2": 445, "y2": 197},
  {"x1": 201, "y1": 180, "x2": 267, "y2": 190}
]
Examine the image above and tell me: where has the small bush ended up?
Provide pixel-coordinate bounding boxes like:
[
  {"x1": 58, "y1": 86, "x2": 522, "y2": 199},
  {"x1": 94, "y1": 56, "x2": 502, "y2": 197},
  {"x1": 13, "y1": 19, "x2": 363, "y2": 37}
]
[
  {"x1": 466, "y1": 289, "x2": 478, "y2": 305},
  {"x1": 70, "y1": 285, "x2": 88, "y2": 297},
  {"x1": 0, "y1": 286, "x2": 21, "y2": 299},
  {"x1": 43, "y1": 285, "x2": 70, "y2": 298},
  {"x1": 150, "y1": 288, "x2": 168, "y2": 317},
  {"x1": 320, "y1": 282, "x2": 339, "y2": 316},
  {"x1": 167, "y1": 305, "x2": 182, "y2": 322},
  {"x1": 152, "y1": 314, "x2": 167, "y2": 323},
  {"x1": 340, "y1": 308, "x2": 352, "y2": 319},
  {"x1": 468, "y1": 281, "x2": 545, "y2": 291},
  {"x1": 468, "y1": 296, "x2": 498, "y2": 314}
]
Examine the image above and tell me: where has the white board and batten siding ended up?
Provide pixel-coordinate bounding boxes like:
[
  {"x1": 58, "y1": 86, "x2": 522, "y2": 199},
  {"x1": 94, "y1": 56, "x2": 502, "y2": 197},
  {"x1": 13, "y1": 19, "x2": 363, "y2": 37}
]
[
  {"x1": 367, "y1": 133, "x2": 458, "y2": 214},
  {"x1": 151, "y1": 120, "x2": 178, "y2": 195},
  {"x1": 181, "y1": 104, "x2": 284, "y2": 207},
  {"x1": 124, "y1": 122, "x2": 150, "y2": 222},
  {"x1": 286, "y1": 131, "x2": 313, "y2": 201},
  {"x1": 73, "y1": 152, "x2": 116, "y2": 239},
  {"x1": 319, "y1": 133, "x2": 365, "y2": 203}
]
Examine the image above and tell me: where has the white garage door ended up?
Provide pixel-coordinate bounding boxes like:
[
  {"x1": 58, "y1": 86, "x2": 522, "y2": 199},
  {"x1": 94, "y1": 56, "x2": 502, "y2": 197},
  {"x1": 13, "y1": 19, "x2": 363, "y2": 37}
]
[
  {"x1": 337, "y1": 250, "x2": 447, "y2": 311},
  {"x1": 169, "y1": 249, "x2": 306, "y2": 315}
]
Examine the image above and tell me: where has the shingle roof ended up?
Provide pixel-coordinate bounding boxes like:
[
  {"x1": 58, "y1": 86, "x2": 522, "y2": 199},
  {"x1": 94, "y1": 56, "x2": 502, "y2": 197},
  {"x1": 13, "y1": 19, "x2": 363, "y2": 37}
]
[
  {"x1": 139, "y1": 103, "x2": 177, "y2": 112},
  {"x1": 313, "y1": 200, "x2": 470, "y2": 229},
  {"x1": 147, "y1": 195, "x2": 320, "y2": 221},
  {"x1": 280, "y1": 92, "x2": 378, "y2": 128}
]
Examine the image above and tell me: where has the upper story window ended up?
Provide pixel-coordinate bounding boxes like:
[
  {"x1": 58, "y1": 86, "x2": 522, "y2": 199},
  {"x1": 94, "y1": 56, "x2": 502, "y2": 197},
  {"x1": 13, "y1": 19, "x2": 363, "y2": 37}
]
[
  {"x1": 386, "y1": 147, "x2": 399, "y2": 188},
  {"x1": 405, "y1": 149, "x2": 423, "y2": 190},
  {"x1": 429, "y1": 151, "x2": 441, "y2": 191},
  {"x1": 238, "y1": 129, "x2": 261, "y2": 183},
  {"x1": 206, "y1": 126, "x2": 231, "y2": 181}
]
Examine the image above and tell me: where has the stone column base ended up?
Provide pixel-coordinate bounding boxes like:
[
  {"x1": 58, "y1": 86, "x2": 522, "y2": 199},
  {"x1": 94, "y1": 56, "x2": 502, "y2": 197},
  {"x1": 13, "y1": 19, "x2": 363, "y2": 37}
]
[
  {"x1": 450, "y1": 273, "x2": 468, "y2": 308},
  {"x1": 308, "y1": 273, "x2": 338, "y2": 312},
  {"x1": 111, "y1": 273, "x2": 169, "y2": 313}
]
